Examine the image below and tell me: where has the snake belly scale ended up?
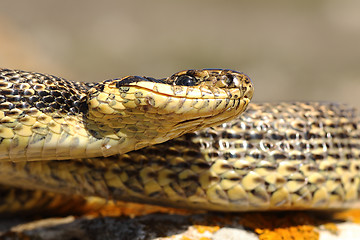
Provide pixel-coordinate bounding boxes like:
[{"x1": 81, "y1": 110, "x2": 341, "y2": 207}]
[{"x1": 0, "y1": 69, "x2": 360, "y2": 212}]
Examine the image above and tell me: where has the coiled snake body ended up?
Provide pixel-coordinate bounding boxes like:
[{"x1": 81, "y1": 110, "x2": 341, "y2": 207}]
[{"x1": 0, "y1": 68, "x2": 359, "y2": 212}]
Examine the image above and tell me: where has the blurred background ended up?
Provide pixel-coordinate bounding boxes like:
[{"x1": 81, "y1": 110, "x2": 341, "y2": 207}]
[{"x1": 0, "y1": 0, "x2": 359, "y2": 105}]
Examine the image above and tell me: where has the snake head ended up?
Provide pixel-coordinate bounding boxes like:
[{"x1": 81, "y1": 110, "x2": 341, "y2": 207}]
[{"x1": 86, "y1": 69, "x2": 254, "y2": 154}]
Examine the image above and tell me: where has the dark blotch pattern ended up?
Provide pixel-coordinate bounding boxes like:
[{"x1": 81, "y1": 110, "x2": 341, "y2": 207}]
[{"x1": 0, "y1": 69, "x2": 90, "y2": 116}]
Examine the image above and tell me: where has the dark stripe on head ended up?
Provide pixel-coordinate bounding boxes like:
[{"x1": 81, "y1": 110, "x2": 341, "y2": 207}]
[{"x1": 115, "y1": 76, "x2": 166, "y2": 87}]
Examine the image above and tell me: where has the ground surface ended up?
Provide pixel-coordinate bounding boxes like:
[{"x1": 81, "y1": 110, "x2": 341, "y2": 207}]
[{"x1": 1, "y1": 202, "x2": 360, "y2": 240}]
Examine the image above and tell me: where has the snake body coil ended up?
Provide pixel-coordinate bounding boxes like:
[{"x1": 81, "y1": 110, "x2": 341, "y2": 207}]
[{"x1": 0, "y1": 69, "x2": 359, "y2": 212}]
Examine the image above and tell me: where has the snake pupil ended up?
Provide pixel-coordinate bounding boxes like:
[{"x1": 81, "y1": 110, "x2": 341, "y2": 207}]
[{"x1": 175, "y1": 75, "x2": 197, "y2": 86}]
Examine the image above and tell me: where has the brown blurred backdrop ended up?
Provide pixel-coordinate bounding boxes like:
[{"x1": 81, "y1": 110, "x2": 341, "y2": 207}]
[{"x1": 0, "y1": 0, "x2": 359, "y2": 105}]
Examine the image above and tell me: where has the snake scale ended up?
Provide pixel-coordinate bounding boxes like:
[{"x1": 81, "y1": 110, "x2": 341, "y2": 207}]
[{"x1": 0, "y1": 68, "x2": 359, "y2": 213}]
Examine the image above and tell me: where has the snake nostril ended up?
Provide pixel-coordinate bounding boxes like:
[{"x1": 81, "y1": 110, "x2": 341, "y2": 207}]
[
  {"x1": 226, "y1": 74, "x2": 241, "y2": 88},
  {"x1": 226, "y1": 74, "x2": 234, "y2": 84}
]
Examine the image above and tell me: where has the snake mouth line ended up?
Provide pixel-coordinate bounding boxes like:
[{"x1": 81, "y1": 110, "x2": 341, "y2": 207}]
[{"x1": 126, "y1": 85, "x2": 243, "y2": 100}]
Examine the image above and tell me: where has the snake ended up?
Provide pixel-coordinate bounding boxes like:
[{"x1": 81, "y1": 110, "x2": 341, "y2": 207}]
[{"x1": 0, "y1": 68, "x2": 359, "y2": 213}]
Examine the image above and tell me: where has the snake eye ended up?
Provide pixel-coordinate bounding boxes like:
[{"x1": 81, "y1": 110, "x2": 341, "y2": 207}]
[{"x1": 175, "y1": 75, "x2": 197, "y2": 86}]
